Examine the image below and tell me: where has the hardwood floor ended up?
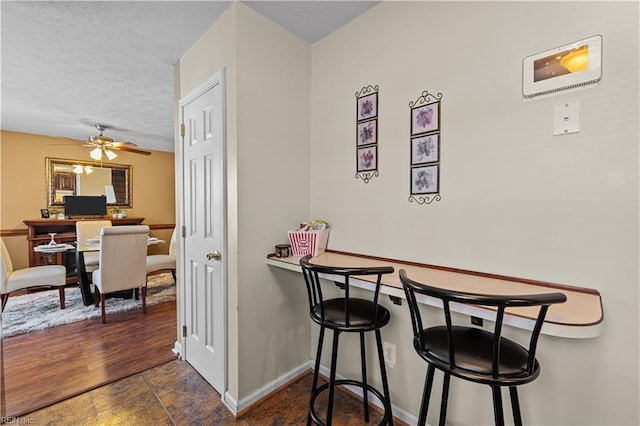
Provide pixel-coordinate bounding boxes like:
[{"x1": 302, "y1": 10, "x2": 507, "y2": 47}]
[
  {"x1": 2, "y1": 298, "x2": 408, "y2": 424},
  {"x1": 20, "y1": 359, "x2": 408, "y2": 425},
  {"x1": 2, "y1": 299, "x2": 177, "y2": 417}
]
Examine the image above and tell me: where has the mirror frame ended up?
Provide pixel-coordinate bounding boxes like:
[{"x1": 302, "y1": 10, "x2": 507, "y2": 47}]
[{"x1": 45, "y1": 157, "x2": 133, "y2": 209}]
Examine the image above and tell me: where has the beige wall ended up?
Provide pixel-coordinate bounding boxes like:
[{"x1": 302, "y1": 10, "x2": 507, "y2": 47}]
[
  {"x1": 179, "y1": 3, "x2": 240, "y2": 400},
  {"x1": 76, "y1": 167, "x2": 111, "y2": 197},
  {"x1": 178, "y1": 1, "x2": 638, "y2": 423},
  {"x1": 0, "y1": 130, "x2": 176, "y2": 268},
  {"x1": 310, "y1": 1, "x2": 638, "y2": 424},
  {"x1": 235, "y1": 3, "x2": 311, "y2": 399},
  {"x1": 179, "y1": 2, "x2": 312, "y2": 404}
]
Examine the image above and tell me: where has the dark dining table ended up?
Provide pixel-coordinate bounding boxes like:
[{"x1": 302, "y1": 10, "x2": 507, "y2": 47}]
[
  {"x1": 75, "y1": 242, "x2": 100, "y2": 305},
  {"x1": 33, "y1": 242, "x2": 95, "y2": 306},
  {"x1": 34, "y1": 239, "x2": 164, "y2": 306}
]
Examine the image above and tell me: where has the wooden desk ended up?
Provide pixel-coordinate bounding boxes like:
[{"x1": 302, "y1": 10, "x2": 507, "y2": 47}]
[{"x1": 266, "y1": 250, "x2": 603, "y2": 339}]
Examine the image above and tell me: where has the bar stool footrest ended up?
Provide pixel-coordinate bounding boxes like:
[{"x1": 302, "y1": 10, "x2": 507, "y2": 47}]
[{"x1": 309, "y1": 379, "x2": 391, "y2": 426}]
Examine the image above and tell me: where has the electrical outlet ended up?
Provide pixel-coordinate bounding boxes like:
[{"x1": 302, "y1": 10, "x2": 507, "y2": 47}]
[
  {"x1": 471, "y1": 316, "x2": 483, "y2": 327},
  {"x1": 383, "y1": 342, "x2": 396, "y2": 367}
]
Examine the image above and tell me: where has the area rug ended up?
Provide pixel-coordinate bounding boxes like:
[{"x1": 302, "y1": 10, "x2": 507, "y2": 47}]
[{"x1": 1, "y1": 272, "x2": 175, "y2": 338}]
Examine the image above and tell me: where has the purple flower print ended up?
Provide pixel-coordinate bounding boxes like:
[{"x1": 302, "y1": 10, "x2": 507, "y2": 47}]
[
  {"x1": 416, "y1": 107, "x2": 433, "y2": 129},
  {"x1": 360, "y1": 99, "x2": 374, "y2": 118},
  {"x1": 359, "y1": 149, "x2": 374, "y2": 169},
  {"x1": 360, "y1": 123, "x2": 373, "y2": 144},
  {"x1": 414, "y1": 169, "x2": 433, "y2": 191},
  {"x1": 417, "y1": 138, "x2": 433, "y2": 158}
]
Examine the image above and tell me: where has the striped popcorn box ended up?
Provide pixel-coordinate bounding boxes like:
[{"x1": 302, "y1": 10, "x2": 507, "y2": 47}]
[{"x1": 288, "y1": 228, "x2": 330, "y2": 257}]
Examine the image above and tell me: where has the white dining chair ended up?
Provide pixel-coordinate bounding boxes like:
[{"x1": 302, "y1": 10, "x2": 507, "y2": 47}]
[
  {"x1": 76, "y1": 220, "x2": 112, "y2": 273},
  {"x1": 0, "y1": 238, "x2": 66, "y2": 312},
  {"x1": 146, "y1": 228, "x2": 176, "y2": 282},
  {"x1": 92, "y1": 225, "x2": 149, "y2": 323}
]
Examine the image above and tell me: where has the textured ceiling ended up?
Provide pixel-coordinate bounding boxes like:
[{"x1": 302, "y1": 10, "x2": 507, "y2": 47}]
[{"x1": 1, "y1": 1, "x2": 378, "y2": 153}]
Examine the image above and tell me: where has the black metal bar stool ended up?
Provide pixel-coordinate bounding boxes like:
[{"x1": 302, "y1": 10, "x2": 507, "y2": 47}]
[
  {"x1": 399, "y1": 269, "x2": 567, "y2": 425},
  {"x1": 300, "y1": 255, "x2": 395, "y2": 426}
]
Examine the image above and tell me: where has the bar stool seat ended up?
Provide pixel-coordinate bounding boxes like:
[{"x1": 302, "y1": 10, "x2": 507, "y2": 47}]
[
  {"x1": 312, "y1": 298, "x2": 390, "y2": 329},
  {"x1": 300, "y1": 255, "x2": 395, "y2": 426},
  {"x1": 399, "y1": 269, "x2": 567, "y2": 426}
]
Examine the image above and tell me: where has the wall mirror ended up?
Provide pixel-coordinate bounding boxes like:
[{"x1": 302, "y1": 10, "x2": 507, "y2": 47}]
[{"x1": 45, "y1": 157, "x2": 132, "y2": 208}]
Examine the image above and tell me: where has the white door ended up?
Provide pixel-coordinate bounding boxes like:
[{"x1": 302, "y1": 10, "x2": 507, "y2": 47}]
[{"x1": 179, "y1": 71, "x2": 226, "y2": 393}]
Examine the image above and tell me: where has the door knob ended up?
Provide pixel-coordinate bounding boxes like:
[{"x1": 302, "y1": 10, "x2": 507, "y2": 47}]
[{"x1": 207, "y1": 250, "x2": 221, "y2": 261}]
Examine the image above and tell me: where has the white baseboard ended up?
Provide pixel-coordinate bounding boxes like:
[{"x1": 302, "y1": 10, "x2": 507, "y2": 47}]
[
  {"x1": 223, "y1": 359, "x2": 418, "y2": 425},
  {"x1": 172, "y1": 340, "x2": 183, "y2": 358},
  {"x1": 222, "y1": 391, "x2": 238, "y2": 414},
  {"x1": 224, "y1": 361, "x2": 313, "y2": 415}
]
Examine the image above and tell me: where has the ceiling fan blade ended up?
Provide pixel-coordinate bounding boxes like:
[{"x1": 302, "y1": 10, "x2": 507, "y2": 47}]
[
  {"x1": 113, "y1": 145, "x2": 152, "y2": 156},
  {"x1": 111, "y1": 141, "x2": 139, "y2": 148}
]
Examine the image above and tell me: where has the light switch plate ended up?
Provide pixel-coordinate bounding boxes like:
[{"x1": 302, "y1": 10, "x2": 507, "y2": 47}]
[{"x1": 553, "y1": 102, "x2": 580, "y2": 135}]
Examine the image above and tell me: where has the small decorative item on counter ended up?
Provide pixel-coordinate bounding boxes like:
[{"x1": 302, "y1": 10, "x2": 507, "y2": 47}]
[
  {"x1": 275, "y1": 244, "x2": 291, "y2": 258},
  {"x1": 111, "y1": 207, "x2": 122, "y2": 219},
  {"x1": 49, "y1": 209, "x2": 64, "y2": 220},
  {"x1": 288, "y1": 220, "x2": 330, "y2": 257}
]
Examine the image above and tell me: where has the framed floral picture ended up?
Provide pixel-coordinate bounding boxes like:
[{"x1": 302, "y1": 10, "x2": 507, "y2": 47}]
[
  {"x1": 357, "y1": 93, "x2": 378, "y2": 122},
  {"x1": 357, "y1": 146, "x2": 377, "y2": 172},
  {"x1": 408, "y1": 90, "x2": 442, "y2": 204},
  {"x1": 411, "y1": 164, "x2": 439, "y2": 195},
  {"x1": 355, "y1": 84, "x2": 380, "y2": 183},
  {"x1": 357, "y1": 119, "x2": 377, "y2": 146},
  {"x1": 411, "y1": 101, "x2": 440, "y2": 136},
  {"x1": 411, "y1": 133, "x2": 439, "y2": 165}
]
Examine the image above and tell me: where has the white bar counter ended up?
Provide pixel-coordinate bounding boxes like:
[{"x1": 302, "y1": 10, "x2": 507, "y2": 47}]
[{"x1": 266, "y1": 250, "x2": 603, "y2": 339}]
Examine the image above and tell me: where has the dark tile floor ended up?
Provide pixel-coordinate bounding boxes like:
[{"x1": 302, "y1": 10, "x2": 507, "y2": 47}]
[{"x1": 18, "y1": 359, "x2": 406, "y2": 425}]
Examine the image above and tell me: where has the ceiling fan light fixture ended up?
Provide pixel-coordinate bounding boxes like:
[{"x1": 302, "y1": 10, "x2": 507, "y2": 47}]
[
  {"x1": 560, "y1": 45, "x2": 589, "y2": 73},
  {"x1": 86, "y1": 123, "x2": 150, "y2": 158},
  {"x1": 105, "y1": 149, "x2": 118, "y2": 160},
  {"x1": 90, "y1": 147, "x2": 103, "y2": 160},
  {"x1": 73, "y1": 165, "x2": 84, "y2": 174},
  {"x1": 84, "y1": 166, "x2": 94, "y2": 174}
]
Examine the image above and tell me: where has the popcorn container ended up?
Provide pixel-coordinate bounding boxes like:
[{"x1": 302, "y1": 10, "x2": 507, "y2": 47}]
[{"x1": 288, "y1": 228, "x2": 330, "y2": 257}]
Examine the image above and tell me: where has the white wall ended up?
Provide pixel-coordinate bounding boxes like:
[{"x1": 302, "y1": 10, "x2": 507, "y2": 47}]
[{"x1": 310, "y1": 1, "x2": 638, "y2": 425}]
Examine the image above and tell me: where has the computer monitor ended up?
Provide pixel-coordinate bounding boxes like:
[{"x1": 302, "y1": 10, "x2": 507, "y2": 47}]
[{"x1": 63, "y1": 195, "x2": 107, "y2": 218}]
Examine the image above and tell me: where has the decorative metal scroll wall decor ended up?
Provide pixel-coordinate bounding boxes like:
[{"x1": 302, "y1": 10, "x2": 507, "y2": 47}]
[
  {"x1": 409, "y1": 90, "x2": 442, "y2": 204},
  {"x1": 355, "y1": 85, "x2": 379, "y2": 183}
]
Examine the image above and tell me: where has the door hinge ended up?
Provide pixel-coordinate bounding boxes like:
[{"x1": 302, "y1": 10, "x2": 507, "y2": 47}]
[
  {"x1": 181, "y1": 225, "x2": 186, "y2": 238},
  {"x1": 180, "y1": 123, "x2": 185, "y2": 137},
  {"x1": 182, "y1": 325, "x2": 187, "y2": 337}
]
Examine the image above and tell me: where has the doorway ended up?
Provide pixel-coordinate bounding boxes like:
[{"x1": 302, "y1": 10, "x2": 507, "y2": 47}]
[{"x1": 177, "y1": 69, "x2": 227, "y2": 395}]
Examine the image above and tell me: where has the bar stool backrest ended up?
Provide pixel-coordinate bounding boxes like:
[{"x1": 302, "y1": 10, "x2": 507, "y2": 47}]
[
  {"x1": 399, "y1": 269, "x2": 567, "y2": 382},
  {"x1": 300, "y1": 254, "x2": 394, "y2": 330}
]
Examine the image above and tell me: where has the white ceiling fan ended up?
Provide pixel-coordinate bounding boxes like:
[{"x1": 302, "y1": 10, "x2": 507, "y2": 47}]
[{"x1": 86, "y1": 124, "x2": 152, "y2": 160}]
